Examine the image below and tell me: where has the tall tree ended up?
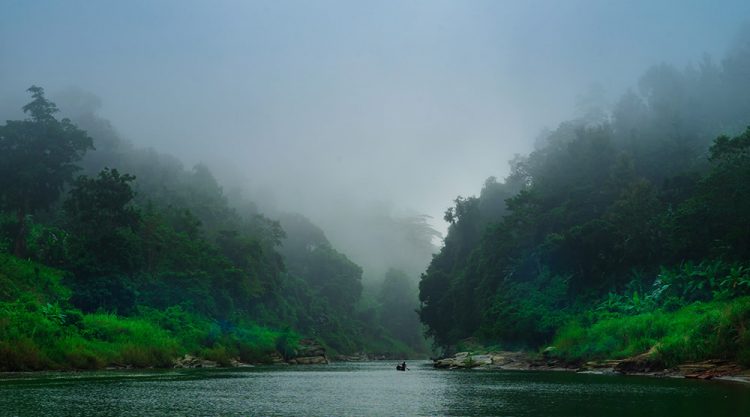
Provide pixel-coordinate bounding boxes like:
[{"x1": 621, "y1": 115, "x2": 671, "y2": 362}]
[
  {"x1": 379, "y1": 268, "x2": 423, "y2": 349},
  {"x1": 0, "y1": 86, "x2": 92, "y2": 256},
  {"x1": 64, "y1": 168, "x2": 141, "y2": 312},
  {"x1": 64, "y1": 167, "x2": 140, "y2": 269}
]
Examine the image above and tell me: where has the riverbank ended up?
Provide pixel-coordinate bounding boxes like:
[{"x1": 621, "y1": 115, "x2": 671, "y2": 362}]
[
  {"x1": 432, "y1": 350, "x2": 750, "y2": 383},
  {"x1": 0, "y1": 290, "x2": 330, "y2": 371}
]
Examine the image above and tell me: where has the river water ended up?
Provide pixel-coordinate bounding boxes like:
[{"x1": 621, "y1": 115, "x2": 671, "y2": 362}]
[{"x1": 1, "y1": 361, "x2": 749, "y2": 416}]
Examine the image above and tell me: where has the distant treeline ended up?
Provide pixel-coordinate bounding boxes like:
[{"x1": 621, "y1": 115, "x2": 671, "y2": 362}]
[{"x1": 419, "y1": 28, "x2": 750, "y2": 365}]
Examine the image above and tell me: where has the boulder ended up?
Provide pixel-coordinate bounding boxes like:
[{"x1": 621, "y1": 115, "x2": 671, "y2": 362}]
[
  {"x1": 287, "y1": 339, "x2": 328, "y2": 365},
  {"x1": 468, "y1": 355, "x2": 493, "y2": 367},
  {"x1": 434, "y1": 358, "x2": 456, "y2": 368},
  {"x1": 173, "y1": 354, "x2": 219, "y2": 369},
  {"x1": 490, "y1": 354, "x2": 512, "y2": 366},
  {"x1": 488, "y1": 351, "x2": 531, "y2": 369},
  {"x1": 294, "y1": 356, "x2": 329, "y2": 365},
  {"x1": 434, "y1": 353, "x2": 493, "y2": 368},
  {"x1": 270, "y1": 352, "x2": 286, "y2": 364},
  {"x1": 435, "y1": 350, "x2": 545, "y2": 370},
  {"x1": 229, "y1": 358, "x2": 254, "y2": 368},
  {"x1": 296, "y1": 339, "x2": 326, "y2": 356}
]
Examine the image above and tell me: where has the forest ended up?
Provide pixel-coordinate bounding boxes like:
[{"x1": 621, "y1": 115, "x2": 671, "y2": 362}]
[
  {"x1": 2, "y1": 17, "x2": 750, "y2": 375},
  {"x1": 419, "y1": 29, "x2": 750, "y2": 366},
  {"x1": 0, "y1": 87, "x2": 428, "y2": 370}
]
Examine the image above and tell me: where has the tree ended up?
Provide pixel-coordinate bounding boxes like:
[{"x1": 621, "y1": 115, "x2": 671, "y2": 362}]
[
  {"x1": 379, "y1": 268, "x2": 423, "y2": 349},
  {"x1": 303, "y1": 245, "x2": 363, "y2": 312},
  {"x1": 671, "y1": 128, "x2": 750, "y2": 260},
  {"x1": 215, "y1": 229, "x2": 284, "y2": 303},
  {"x1": 64, "y1": 168, "x2": 141, "y2": 313},
  {"x1": 65, "y1": 168, "x2": 139, "y2": 243},
  {"x1": 0, "y1": 86, "x2": 92, "y2": 257}
]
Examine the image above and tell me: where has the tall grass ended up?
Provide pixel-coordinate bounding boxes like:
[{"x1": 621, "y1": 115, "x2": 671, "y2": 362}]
[
  {"x1": 0, "y1": 299, "x2": 301, "y2": 370},
  {"x1": 553, "y1": 297, "x2": 750, "y2": 367},
  {"x1": 0, "y1": 255, "x2": 304, "y2": 370},
  {"x1": 0, "y1": 253, "x2": 70, "y2": 302}
]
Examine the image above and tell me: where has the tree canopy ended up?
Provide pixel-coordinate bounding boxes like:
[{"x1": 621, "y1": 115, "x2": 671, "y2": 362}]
[{"x1": 0, "y1": 86, "x2": 92, "y2": 256}]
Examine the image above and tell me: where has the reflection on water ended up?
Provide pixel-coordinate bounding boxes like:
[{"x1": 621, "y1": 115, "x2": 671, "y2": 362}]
[{"x1": 1, "y1": 361, "x2": 749, "y2": 416}]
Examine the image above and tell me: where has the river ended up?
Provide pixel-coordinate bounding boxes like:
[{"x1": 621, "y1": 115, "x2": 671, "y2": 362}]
[{"x1": 1, "y1": 361, "x2": 748, "y2": 416}]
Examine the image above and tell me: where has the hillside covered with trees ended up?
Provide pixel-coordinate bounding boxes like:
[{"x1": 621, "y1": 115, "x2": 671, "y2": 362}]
[
  {"x1": 419, "y1": 30, "x2": 750, "y2": 366},
  {"x1": 0, "y1": 87, "x2": 426, "y2": 371}
]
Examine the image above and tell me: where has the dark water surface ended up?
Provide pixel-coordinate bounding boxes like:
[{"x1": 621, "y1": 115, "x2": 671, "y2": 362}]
[{"x1": 1, "y1": 361, "x2": 749, "y2": 416}]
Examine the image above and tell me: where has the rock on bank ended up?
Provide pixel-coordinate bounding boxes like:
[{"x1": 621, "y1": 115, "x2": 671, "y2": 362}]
[{"x1": 173, "y1": 338, "x2": 329, "y2": 368}]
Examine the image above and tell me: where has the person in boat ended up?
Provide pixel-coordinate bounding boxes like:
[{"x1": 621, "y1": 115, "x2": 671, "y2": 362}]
[{"x1": 397, "y1": 361, "x2": 409, "y2": 371}]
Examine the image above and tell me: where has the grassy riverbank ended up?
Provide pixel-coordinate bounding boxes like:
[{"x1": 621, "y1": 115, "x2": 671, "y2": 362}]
[
  {"x1": 436, "y1": 294, "x2": 750, "y2": 378},
  {"x1": 434, "y1": 261, "x2": 750, "y2": 373},
  {"x1": 553, "y1": 297, "x2": 750, "y2": 368},
  {"x1": 0, "y1": 301, "x2": 299, "y2": 371},
  {"x1": 0, "y1": 254, "x2": 300, "y2": 371}
]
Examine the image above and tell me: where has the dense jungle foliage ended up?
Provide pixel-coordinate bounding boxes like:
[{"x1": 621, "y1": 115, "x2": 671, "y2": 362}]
[
  {"x1": 0, "y1": 87, "x2": 424, "y2": 371},
  {"x1": 419, "y1": 31, "x2": 750, "y2": 365}
]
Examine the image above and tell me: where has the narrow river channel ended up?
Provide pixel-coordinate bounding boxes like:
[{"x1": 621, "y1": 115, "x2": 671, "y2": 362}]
[{"x1": 1, "y1": 361, "x2": 748, "y2": 416}]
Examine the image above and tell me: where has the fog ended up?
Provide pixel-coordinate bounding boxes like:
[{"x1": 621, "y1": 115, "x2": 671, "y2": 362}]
[{"x1": 2, "y1": 0, "x2": 749, "y2": 281}]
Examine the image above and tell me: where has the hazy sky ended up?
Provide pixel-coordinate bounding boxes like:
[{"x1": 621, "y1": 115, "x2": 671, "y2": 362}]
[{"x1": 2, "y1": 0, "x2": 749, "y2": 238}]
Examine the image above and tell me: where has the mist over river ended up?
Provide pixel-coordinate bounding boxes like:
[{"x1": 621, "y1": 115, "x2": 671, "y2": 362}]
[{"x1": 1, "y1": 361, "x2": 749, "y2": 416}]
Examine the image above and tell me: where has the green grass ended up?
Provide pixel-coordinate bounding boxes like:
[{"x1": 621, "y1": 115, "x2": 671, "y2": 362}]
[
  {"x1": 0, "y1": 253, "x2": 70, "y2": 303},
  {"x1": 553, "y1": 297, "x2": 750, "y2": 367},
  {"x1": 0, "y1": 255, "x2": 306, "y2": 371},
  {"x1": 0, "y1": 301, "x2": 177, "y2": 370},
  {"x1": 0, "y1": 298, "x2": 302, "y2": 371}
]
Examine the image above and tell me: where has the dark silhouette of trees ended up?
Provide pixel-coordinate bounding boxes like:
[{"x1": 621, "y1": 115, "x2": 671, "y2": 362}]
[{"x1": 0, "y1": 86, "x2": 92, "y2": 257}]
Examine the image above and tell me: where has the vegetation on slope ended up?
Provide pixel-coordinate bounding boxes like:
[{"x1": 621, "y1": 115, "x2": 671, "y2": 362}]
[
  {"x1": 419, "y1": 30, "x2": 750, "y2": 366},
  {"x1": 0, "y1": 87, "x2": 424, "y2": 370}
]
